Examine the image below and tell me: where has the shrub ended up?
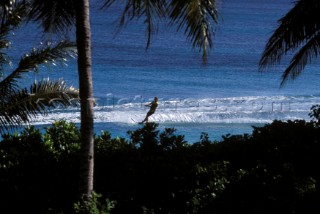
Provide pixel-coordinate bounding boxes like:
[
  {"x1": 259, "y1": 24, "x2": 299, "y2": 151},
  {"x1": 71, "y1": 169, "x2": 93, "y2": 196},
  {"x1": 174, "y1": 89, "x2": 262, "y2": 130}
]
[{"x1": 1, "y1": 119, "x2": 320, "y2": 213}]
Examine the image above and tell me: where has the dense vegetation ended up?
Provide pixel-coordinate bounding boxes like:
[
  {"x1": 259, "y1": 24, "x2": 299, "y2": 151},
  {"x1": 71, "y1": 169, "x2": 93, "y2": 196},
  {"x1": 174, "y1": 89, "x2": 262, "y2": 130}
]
[{"x1": 1, "y1": 107, "x2": 320, "y2": 213}]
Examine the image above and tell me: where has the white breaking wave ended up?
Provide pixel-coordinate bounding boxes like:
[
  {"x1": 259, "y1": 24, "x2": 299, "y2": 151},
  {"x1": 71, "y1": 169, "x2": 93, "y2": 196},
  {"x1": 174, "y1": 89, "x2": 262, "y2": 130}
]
[{"x1": 28, "y1": 95, "x2": 320, "y2": 125}]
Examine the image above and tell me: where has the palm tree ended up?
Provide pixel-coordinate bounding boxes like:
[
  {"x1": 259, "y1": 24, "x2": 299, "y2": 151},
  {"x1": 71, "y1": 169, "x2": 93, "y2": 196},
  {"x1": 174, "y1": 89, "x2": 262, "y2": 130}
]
[
  {"x1": 0, "y1": 2, "x2": 79, "y2": 133},
  {"x1": 26, "y1": 0, "x2": 219, "y2": 200},
  {"x1": 74, "y1": 0, "x2": 95, "y2": 199},
  {"x1": 259, "y1": 0, "x2": 320, "y2": 86}
]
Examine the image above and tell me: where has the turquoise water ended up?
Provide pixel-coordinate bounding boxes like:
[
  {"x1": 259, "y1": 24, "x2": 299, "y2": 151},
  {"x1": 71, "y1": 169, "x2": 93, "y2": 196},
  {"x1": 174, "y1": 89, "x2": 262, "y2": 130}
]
[{"x1": 6, "y1": 0, "x2": 320, "y2": 142}]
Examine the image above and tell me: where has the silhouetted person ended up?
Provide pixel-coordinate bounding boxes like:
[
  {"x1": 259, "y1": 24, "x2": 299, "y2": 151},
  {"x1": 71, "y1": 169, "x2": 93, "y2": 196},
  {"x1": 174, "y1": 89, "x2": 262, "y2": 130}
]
[{"x1": 141, "y1": 97, "x2": 158, "y2": 123}]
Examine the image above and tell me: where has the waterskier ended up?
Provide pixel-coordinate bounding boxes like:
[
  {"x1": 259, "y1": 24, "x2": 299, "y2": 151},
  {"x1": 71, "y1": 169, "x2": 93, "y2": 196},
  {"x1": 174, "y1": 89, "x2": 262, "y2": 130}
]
[{"x1": 140, "y1": 97, "x2": 158, "y2": 123}]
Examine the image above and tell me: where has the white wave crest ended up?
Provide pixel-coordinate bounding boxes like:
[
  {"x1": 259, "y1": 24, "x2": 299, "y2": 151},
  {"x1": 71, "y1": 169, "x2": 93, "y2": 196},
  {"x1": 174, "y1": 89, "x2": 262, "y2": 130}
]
[{"x1": 28, "y1": 95, "x2": 320, "y2": 125}]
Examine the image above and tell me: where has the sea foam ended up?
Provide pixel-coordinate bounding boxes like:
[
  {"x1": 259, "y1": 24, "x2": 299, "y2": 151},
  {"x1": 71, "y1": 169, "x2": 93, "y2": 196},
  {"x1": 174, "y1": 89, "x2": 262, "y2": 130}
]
[{"x1": 28, "y1": 95, "x2": 320, "y2": 125}]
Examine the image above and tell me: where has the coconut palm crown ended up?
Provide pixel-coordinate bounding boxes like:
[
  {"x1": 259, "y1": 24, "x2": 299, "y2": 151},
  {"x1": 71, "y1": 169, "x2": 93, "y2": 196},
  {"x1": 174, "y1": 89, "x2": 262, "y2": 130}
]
[{"x1": 259, "y1": 0, "x2": 320, "y2": 86}]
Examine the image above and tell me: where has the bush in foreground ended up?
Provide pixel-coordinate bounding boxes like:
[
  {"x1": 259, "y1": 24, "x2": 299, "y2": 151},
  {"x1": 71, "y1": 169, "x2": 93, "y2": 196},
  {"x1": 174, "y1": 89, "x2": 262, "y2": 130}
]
[{"x1": 0, "y1": 118, "x2": 320, "y2": 213}]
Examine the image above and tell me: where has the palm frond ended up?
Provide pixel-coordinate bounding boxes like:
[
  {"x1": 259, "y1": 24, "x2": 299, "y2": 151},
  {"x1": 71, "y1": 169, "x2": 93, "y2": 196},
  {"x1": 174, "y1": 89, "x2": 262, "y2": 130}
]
[
  {"x1": 168, "y1": 0, "x2": 219, "y2": 63},
  {"x1": 0, "y1": 0, "x2": 28, "y2": 34},
  {"x1": 280, "y1": 32, "x2": 320, "y2": 86},
  {"x1": 29, "y1": 78, "x2": 79, "y2": 108},
  {"x1": 0, "y1": 0, "x2": 28, "y2": 69},
  {"x1": 142, "y1": 0, "x2": 166, "y2": 48},
  {"x1": 102, "y1": 0, "x2": 219, "y2": 61},
  {"x1": 17, "y1": 40, "x2": 77, "y2": 73},
  {"x1": 0, "y1": 88, "x2": 30, "y2": 131},
  {"x1": 102, "y1": 0, "x2": 166, "y2": 49},
  {"x1": 0, "y1": 40, "x2": 77, "y2": 94},
  {"x1": 0, "y1": 0, "x2": 15, "y2": 27},
  {"x1": 0, "y1": 78, "x2": 79, "y2": 132},
  {"x1": 101, "y1": 0, "x2": 116, "y2": 9},
  {"x1": 259, "y1": 0, "x2": 320, "y2": 70},
  {"x1": 28, "y1": 0, "x2": 76, "y2": 33},
  {"x1": 0, "y1": 50, "x2": 7, "y2": 67}
]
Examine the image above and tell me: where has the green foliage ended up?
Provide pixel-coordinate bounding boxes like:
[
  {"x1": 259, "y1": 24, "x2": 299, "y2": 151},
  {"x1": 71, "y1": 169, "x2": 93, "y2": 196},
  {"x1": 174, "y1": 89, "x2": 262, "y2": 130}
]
[
  {"x1": 74, "y1": 191, "x2": 116, "y2": 214},
  {"x1": 44, "y1": 120, "x2": 81, "y2": 156},
  {"x1": 1, "y1": 118, "x2": 320, "y2": 213},
  {"x1": 95, "y1": 130, "x2": 132, "y2": 153},
  {"x1": 159, "y1": 127, "x2": 188, "y2": 150},
  {"x1": 0, "y1": 125, "x2": 45, "y2": 168},
  {"x1": 0, "y1": 121, "x2": 80, "y2": 213},
  {"x1": 309, "y1": 104, "x2": 320, "y2": 126},
  {"x1": 127, "y1": 122, "x2": 160, "y2": 149},
  {"x1": 186, "y1": 162, "x2": 229, "y2": 213}
]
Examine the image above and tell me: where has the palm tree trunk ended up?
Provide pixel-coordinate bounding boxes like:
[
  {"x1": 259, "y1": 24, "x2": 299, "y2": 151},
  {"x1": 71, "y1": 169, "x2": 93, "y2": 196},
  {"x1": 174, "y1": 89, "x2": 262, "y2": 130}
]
[{"x1": 75, "y1": 0, "x2": 94, "y2": 199}]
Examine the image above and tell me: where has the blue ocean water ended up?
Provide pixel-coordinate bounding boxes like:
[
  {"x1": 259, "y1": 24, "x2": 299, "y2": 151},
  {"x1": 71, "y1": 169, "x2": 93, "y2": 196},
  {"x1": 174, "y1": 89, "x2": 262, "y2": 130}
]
[{"x1": 7, "y1": 0, "x2": 320, "y2": 142}]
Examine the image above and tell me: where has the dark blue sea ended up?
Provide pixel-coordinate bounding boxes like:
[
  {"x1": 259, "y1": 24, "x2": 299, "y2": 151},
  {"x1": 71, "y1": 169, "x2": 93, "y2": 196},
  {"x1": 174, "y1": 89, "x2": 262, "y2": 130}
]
[{"x1": 7, "y1": 0, "x2": 320, "y2": 142}]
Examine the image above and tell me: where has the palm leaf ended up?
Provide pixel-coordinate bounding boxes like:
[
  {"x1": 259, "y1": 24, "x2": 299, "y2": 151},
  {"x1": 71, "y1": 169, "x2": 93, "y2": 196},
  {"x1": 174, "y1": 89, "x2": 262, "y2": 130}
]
[
  {"x1": 102, "y1": 0, "x2": 219, "y2": 61},
  {"x1": 168, "y1": 0, "x2": 219, "y2": 63},
  {"x1": 0, "y1": 0, "x2": 28, "y2": 33},
  {"x1": 0, "y1": 88, "x2": 29, "y2": 130},
  {"x1": 0, "y1": 49, "x2": 7, "y2": 67},
  {"x1": 0, "y1": 1, "x2": 28, "y2": 69},
  {"x1": 0, "y1": 40, "x2": 77, "y2": 94},
  {"x1": 141, "y1": 0, "x2": 166, "y2": 48},
  {"x1": 28, "y1": 0, "x2": 76, "y2": 33},
  {"x1": 0, "y1": 78, "x2": 79, "y2": 132},
  {"x1": 281, "y1": 32, "x2": 320, "y2": 86},
  {"x1": 259, "y1": 0, "x2": 320, "y2": 76},
  {"x1": 29, "y1": 78, "x2": 79, "y2": 108},
  {"x1": 0, "y1": 0, "x2": 15, "y2": 27},
  {"x1": 102, "y1": 0, "x2": 166, "y2": 49}
]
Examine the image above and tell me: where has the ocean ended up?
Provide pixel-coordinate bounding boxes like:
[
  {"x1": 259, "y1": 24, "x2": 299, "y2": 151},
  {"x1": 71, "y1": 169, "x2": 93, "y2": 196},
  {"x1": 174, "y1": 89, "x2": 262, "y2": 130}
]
[{"x1": 7, "y1": 0, "x2": 320, "y2": 142}]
